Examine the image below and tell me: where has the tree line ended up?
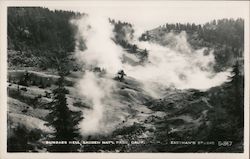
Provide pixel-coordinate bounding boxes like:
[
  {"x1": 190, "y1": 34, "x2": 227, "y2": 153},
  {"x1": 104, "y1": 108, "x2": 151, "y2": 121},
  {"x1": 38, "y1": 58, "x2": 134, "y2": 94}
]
[
  {"x1": 8, "y1": 7, "x2": 82, "y2": 70},
  {"x1": 142, "y1": 18, "x2": 244, "y2": 51},
  {"x1": 139, "y1": 18, "x2": 244, "y2": 71}
]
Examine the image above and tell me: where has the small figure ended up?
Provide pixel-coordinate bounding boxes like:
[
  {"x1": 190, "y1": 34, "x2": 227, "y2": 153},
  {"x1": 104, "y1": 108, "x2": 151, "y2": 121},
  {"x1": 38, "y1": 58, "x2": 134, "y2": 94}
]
[
  {"x1": 44, "y1": 91, "x2": 51, "y2": 98},
  {"x1": 117, "y1": 70, "x2": 126, "y2": 81}
]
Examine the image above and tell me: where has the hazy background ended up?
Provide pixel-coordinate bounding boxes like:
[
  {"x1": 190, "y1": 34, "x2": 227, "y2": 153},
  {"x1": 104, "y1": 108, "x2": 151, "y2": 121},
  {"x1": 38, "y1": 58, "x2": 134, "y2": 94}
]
[{"x1": 48, "y1": 1, "x2": 248, "y2": 34}]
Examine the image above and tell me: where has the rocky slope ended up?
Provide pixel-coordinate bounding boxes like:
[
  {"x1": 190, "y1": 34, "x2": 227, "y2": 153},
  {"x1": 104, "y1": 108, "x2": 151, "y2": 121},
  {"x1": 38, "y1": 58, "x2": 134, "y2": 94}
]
[
  {"x1": 7, "y1": 67, "x2": 243, "y2": 152},
  {"x1": 6, "y1": 7, "x2": 244, "y2": 153}
]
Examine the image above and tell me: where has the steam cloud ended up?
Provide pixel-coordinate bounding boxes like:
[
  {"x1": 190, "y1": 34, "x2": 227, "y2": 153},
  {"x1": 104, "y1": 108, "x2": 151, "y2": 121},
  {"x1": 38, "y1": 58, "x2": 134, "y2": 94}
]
[
  {"x1": 72, "y1": 15, "x2": 124, "y2": 135},
  {"x1": 72, "y1": 14, "x2": 231, "y2": 135},
  {"x1": 127, "y1": 31, "x2": 230, "y2": 91}
]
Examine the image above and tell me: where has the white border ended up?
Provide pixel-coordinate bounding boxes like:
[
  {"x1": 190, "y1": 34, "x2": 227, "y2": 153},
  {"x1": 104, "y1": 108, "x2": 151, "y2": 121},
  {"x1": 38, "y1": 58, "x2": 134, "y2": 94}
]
[{"x1": 0, "y1": 1, "x2": 249, "y2": 159}]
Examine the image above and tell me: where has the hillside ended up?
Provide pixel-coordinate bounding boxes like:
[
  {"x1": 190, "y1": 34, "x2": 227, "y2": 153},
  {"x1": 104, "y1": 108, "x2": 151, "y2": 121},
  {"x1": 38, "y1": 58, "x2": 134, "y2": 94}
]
[
  {"x1": 7, "y1": 7, "x2": 83, "y2": 71},
  {"x1": 7, "y1": 68, "x2": 244, "y2": 152},
  {"x1": 139, "y1": 19, "x2": 244, "y2": 72},
  {"x1": 7, "y1": 7, "x2": 244, "y2": 153}
]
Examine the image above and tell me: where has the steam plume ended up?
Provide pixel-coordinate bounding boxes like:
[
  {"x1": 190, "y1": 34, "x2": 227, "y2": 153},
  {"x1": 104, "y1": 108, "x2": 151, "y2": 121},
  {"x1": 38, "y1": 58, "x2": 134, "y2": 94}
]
[{"x1": 72, "y1": 14, "x2": 230, "y2": 135}]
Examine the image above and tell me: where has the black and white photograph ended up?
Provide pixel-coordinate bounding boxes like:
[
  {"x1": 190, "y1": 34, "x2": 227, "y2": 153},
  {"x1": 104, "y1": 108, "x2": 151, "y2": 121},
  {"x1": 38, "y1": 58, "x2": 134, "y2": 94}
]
[{"x1": 0, "y1": 0, "x2": 249, "y2": 158}]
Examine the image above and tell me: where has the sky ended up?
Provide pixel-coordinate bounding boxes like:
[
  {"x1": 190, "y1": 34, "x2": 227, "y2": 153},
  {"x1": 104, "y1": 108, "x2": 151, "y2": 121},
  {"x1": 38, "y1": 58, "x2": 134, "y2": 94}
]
[{"x1": 47, "y1": 1, "x2": 249, "y2": 32}]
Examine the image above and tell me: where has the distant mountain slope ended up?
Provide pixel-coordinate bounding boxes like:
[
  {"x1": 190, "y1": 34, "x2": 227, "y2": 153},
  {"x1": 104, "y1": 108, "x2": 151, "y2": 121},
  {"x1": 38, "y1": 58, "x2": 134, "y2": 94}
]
[
  {"x1": 110, "y1": 19, "x2": 149, "y2": 64},
  {"x1": 139, "y1": 19, "x2": 244, "y2": 72},
  {"x1": 8, "y1": 7, "x2": 82, "y2": 70}
]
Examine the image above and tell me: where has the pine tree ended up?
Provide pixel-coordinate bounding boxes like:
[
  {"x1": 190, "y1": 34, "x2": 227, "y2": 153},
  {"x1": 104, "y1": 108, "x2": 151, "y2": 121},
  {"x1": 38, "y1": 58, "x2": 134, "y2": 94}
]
[
  {"x1": 230, "y1": 62, "x2": 241, "y2": 87},
  {"x1": 227, "y1": 61, "x2": 244, "y2": 127},
  {"x1": 45, "y1": 71, "x2": 83, "y2": 152}
]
